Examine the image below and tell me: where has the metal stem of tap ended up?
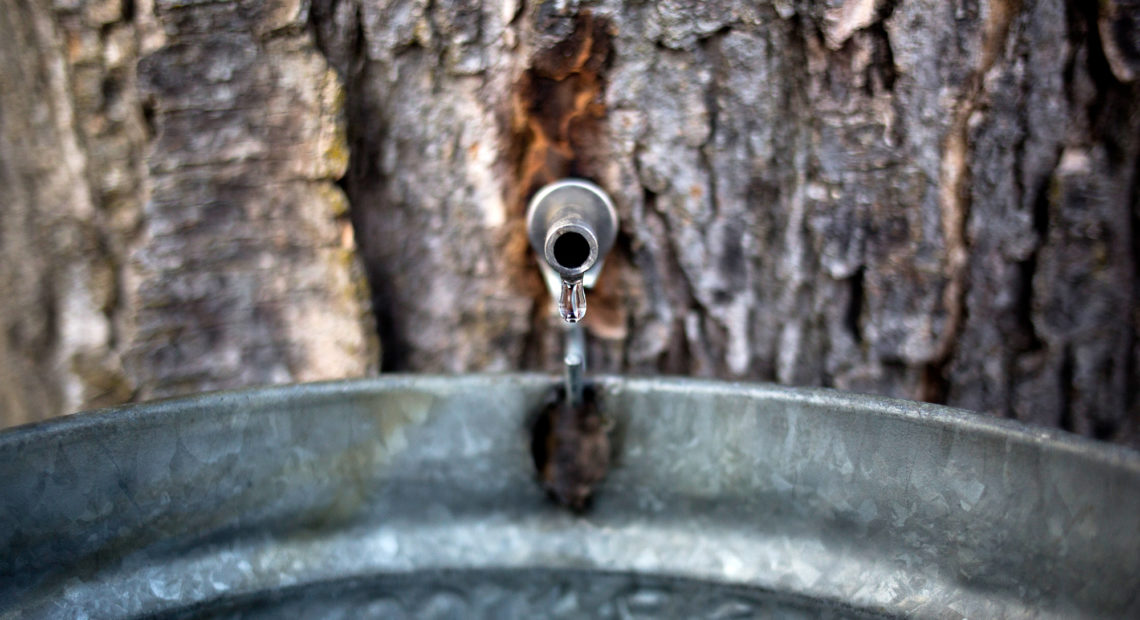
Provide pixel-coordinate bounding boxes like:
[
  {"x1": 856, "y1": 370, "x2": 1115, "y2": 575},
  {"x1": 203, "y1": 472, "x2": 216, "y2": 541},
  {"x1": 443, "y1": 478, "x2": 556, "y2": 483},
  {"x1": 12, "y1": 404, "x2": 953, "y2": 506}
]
[{"x1": 564, "y1": 324, "x2": 586, "y2": 408}]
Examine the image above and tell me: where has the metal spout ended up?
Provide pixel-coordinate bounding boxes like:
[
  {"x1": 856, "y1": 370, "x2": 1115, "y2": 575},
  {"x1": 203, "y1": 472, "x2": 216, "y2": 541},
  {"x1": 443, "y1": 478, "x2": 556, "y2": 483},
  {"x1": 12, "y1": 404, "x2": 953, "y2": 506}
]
[{"x1": 526, "y1": 179, "x2": 618, "y2": 323}]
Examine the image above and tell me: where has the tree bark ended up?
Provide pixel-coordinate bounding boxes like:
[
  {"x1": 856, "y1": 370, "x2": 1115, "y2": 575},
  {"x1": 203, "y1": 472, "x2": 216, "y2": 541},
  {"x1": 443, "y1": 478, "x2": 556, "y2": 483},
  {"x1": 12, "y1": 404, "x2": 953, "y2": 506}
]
[
  {"x1": 0, "y1": 0, "x2": 377, "y2": 425},
  {"x1": 1, "y1": 0, "x2": 1137, "y2": 447}
]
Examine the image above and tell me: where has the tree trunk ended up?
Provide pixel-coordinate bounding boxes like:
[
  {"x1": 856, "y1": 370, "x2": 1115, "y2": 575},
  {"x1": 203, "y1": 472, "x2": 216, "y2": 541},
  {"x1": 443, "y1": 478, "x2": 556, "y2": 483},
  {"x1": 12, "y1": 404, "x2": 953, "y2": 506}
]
[
  {"x1": 0, "y1": 0, "x2": 377, "y2": 425},
  {"x1": 1, "y1": 0, "x2": 1138, "y2": 447}
]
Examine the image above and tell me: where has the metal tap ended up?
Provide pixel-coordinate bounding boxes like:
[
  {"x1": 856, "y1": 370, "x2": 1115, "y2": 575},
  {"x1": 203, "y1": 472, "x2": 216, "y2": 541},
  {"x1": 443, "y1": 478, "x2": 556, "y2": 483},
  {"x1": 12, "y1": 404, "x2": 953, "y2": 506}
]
[
  {"x1": 526, "y1": 178, "x2": 617, "y2": 408},
  {"x1": 526, "y1": 179, "x2": 618, "y2": 325}
]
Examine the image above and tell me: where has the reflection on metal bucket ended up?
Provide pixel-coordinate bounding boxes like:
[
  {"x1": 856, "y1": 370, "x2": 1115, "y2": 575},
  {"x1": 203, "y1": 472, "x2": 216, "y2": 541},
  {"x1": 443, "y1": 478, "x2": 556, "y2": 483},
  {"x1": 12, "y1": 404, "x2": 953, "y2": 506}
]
[{"x1": 1, "y1": 375, "x2": 1138, "y2": 618}]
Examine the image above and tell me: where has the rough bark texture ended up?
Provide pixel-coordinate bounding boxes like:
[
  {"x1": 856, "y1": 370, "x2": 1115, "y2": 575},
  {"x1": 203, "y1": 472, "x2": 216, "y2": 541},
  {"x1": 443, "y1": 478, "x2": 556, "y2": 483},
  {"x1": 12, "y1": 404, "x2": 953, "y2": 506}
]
[
  {"x1": 0, "y1": 0, "x2": 377, "y2": 426},
  {"x1": 1, "y1": 0, "x2": 1138, "y2": 447}
]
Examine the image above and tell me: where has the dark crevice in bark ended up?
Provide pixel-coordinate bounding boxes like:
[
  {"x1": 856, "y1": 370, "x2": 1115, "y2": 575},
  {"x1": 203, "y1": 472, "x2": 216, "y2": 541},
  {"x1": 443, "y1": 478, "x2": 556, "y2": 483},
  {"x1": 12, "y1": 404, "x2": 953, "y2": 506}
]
[
  {"x1": 309, "y1": 0, "x2": 404, "y2": 371},
  {"x1": 659, "y1": 315, "x2": 693, "y2": 375},
  {"x1": 1012, "y1": 148, "x2": 1059, "y2": 356},
  {"x1": 877, "y1": 0, "x2": 901, "y2": 21},
  {"x1": 1067, "y1": 0, "x2": 1140, "y2": 442},
  {"x1": 1060, "y1": 0, "x2": 1085, "y2": 110},
  {"x1": 817, "y1": 0, "x2": 899, "y2": 96},
  {"x1": 918, "y1": 362, "x2": 947, "y2": 404},
  {"x1": 813, "y1": 298, "x2": 833, "y2": 387},
  {"x1": 140, "y1": 97, "x2": 157, "y2": 139},
  {"x1": 864, "y1": 21, "x2": 897, "y2": 95},
  {"x1": 351, "y1": 100, "x2": 406, "y2": 367},
  {"x1": 1030, "y1": 160, "x2": 1057, "y2": 242},
  {"x1": 1128, "y1": 140, "x2": 1140, "y2": 442},
  {"x1": 1116, "y1": 107, "x2": 1140, "y2": 442},
  {"x1": 846, "y1": 266, "x2": 865, "y2": 345},
  {"x1": 39, "y1": 274, "x2": 61, "y2": 369},
  {"x1": 1058, "y1": 345, "x2": 1075, "y2": 432},
  {"x1": 509, "y1": 0, "x2": 526, "y2": 27},
  {"x1": 1069, "y1": 0, "x2": 1126, "y2": 144},
  {"x1": 876, "y1": 0, "x2": 902, "y2": 97},
  {"x1": 308, "y1": 0, "x2": 366, "y2": 91},
  {"x1": 1092, "y1": 418, "x2": 1117, "y2": 441}
]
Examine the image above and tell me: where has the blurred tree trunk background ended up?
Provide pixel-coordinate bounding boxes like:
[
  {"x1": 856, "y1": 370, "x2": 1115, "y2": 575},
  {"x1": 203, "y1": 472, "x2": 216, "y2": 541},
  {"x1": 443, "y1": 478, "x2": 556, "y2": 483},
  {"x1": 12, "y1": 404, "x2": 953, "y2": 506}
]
[{"x1": 1, "y1": 0, "x2": 1138, "y2": 446}]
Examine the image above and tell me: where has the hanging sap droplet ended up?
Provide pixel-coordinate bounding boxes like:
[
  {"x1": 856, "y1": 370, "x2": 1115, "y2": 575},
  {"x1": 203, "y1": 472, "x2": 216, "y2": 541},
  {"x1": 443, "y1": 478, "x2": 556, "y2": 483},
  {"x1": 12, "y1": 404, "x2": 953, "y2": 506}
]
[{"x1": 558, "y1": 278, "x2": 587, "y2": 323}]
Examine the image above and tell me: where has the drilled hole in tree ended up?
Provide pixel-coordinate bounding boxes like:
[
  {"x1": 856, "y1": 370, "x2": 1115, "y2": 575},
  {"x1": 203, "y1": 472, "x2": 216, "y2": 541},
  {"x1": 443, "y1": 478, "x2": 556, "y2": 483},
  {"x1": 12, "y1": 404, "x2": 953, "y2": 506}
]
[{"x1": 554, "y1": 232, "x2": 591, "y2": 270}]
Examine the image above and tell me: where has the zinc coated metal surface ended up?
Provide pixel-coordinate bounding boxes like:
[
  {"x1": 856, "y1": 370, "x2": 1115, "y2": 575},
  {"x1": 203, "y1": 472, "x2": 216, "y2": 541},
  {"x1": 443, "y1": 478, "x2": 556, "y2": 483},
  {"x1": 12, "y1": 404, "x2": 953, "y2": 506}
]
[{"x1": 1, "y1": 375, "x2": 1138, "y2": 618}]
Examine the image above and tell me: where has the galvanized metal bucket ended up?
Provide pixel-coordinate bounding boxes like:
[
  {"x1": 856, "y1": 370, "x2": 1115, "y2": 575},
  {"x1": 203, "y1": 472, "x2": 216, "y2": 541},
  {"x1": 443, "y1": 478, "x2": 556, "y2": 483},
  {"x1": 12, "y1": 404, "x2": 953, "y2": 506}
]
[{"x1": 2, "y1": 375, "x2": 1138, "y2": 618}]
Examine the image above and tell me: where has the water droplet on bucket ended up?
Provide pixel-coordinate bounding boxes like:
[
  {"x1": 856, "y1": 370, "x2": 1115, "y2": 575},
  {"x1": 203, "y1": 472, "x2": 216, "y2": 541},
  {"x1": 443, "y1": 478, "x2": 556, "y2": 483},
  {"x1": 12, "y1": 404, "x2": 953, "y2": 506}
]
[{"x1": 559, "y1": 278, "x2": 586, "y2": 323}]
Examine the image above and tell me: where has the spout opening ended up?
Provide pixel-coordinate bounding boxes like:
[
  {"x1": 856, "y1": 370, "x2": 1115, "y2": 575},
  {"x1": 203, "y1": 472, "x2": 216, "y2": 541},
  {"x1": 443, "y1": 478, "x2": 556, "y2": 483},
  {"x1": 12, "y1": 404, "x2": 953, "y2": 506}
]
[
  {"x1": 544, "y1": 220, "x2": 598, "y2": 278},
  {"x1": 553, "y1": 232, "x2": 591, "y2": 270}
]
